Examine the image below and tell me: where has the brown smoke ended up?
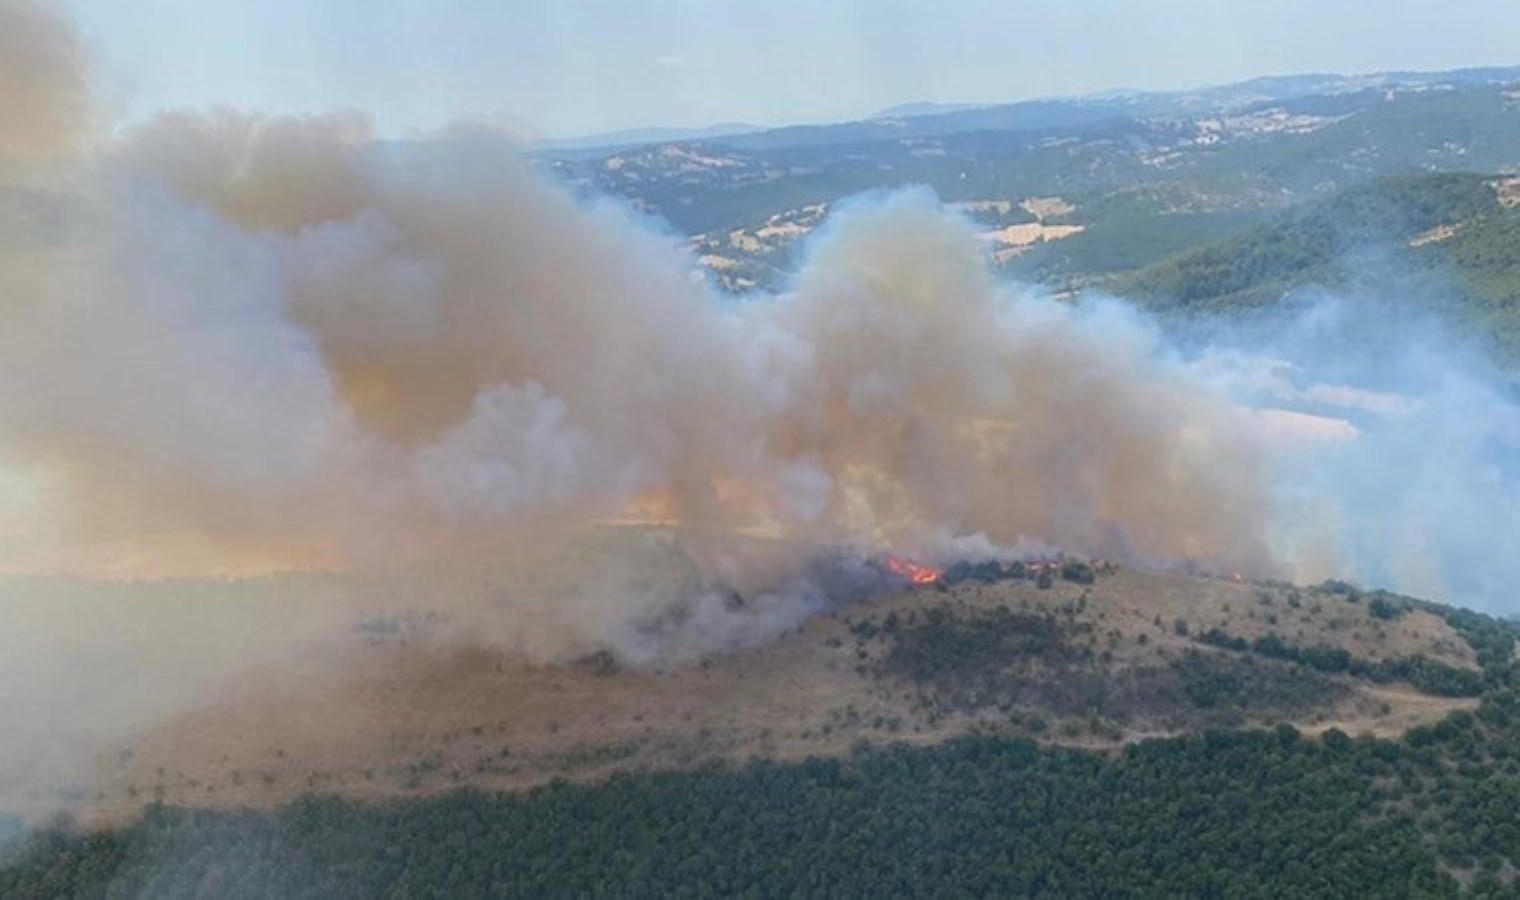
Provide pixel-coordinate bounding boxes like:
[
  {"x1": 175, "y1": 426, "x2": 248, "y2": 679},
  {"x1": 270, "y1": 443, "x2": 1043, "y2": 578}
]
[
  {"x1": 0, "y1": 0, "x2": 90, "y2": 162},
  {"x1": 0, "y1": 117, "x2": 1276, "y2": 576},
  {"x1": 0, "y1": 0, "x2": 1273, "y2": 614}
]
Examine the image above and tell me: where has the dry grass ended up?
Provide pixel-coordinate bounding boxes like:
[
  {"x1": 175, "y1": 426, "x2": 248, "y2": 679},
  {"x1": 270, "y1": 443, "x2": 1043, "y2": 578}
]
[{"x1": 11, "y1": 565, "x2": 1480, "y2": 828}]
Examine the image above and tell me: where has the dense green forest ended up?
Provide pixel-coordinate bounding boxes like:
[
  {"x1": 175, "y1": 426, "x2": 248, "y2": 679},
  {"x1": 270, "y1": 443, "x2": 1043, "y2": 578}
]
[{"x1": 4, "y1": 602, "x2": 1519, "y2": 897}]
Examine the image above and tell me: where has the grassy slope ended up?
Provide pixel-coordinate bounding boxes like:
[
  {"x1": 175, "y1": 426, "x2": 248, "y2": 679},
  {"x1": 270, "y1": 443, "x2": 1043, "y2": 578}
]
[{"x1": 15, "y1": 569, "x2": 1477, "y2": 826}]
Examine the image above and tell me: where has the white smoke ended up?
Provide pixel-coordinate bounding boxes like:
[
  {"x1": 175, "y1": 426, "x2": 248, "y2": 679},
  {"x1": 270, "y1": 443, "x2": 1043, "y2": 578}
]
[{"x1": 1194, "y1": 290, "x2": 1520, "y2": 611}]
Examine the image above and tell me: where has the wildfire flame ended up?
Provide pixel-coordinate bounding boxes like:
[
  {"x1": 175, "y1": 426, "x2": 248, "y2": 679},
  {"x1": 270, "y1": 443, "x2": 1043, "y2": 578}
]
[{"x1": 884, "y1": 554, "x2": 941, "y2": 586}]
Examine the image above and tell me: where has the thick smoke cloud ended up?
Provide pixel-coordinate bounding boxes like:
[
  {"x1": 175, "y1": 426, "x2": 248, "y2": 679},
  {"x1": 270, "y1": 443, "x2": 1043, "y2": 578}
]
[
  {"x1": 0, "y1": 0, "x2": 1514, "y2": 684},
  {"x1": 0, "y1": 112, "x2": 1279, "y2": 595},
  {"x1": 0, "y1": 0, "x2": 89, "y2": 162}
]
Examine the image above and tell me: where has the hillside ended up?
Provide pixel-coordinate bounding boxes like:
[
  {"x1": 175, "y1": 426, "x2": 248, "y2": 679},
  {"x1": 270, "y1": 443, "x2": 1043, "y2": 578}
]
[
  {"x1": 3, "y1": 550, "x2": 1520, "y2": 895},
  {"x1": 0, "y1": 560, "x2": 1483, "y2": 823},
  {"x1": 1115, "y1": 172, "x2": 1520, "y2": 359},
  {"x1": 543, "y1": 77, "x2": 1520, "y2": 296}
]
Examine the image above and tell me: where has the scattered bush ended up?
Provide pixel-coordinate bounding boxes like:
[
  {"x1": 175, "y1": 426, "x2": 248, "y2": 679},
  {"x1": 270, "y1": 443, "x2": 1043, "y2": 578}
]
[{"x1": 1061, "y1": 560, "x2": 1096, "y2": 585}]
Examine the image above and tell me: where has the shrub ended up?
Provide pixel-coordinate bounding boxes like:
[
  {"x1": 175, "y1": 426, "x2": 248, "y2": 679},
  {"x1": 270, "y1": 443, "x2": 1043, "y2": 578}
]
[{"x1": 1061, "y1": 560, "x2": 1096, "y2": 585}]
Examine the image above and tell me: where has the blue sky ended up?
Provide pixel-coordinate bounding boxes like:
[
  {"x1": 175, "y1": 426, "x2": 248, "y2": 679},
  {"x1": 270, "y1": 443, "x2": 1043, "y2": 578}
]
[{"x1": 63, "y1": 0, "x2": 1520, "y2": 139}]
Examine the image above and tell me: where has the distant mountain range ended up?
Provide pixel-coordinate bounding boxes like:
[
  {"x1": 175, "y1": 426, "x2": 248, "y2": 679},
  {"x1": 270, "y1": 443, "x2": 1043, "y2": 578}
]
[
  {"x1": 530, "y1": 63, "x2": 1520, "y2": 364},
  {"x1": 534, "y1": 121, "x2": 763, "y2": 155},
  {"x1": 538, "y1": 65, "x2": 1520, "y2": 156}
]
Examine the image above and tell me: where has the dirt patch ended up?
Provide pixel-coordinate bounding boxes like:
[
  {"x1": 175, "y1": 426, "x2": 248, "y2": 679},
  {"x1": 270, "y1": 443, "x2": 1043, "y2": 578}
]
[
  {"x1": 1020, "y1": 196, "x2": 1076, "y2": 220},
  {"x1": 1494, "y1": 176, "x2": 1520, "y2": 209},
  {"x1": 1410, "y1": 223, "x2": 1459, "y2": 247},
  {"x1": 981, "y1": 222, "x2": 1085, "y2": 248}
]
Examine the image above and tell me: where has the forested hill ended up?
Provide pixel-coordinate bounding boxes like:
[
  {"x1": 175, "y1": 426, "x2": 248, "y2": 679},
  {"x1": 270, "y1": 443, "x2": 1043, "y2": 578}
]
[
  {"x1": 1114, "y1": 172, "x2": 1520, "y2": 360},
  {"x1": 4, "y1": 595, "x2": 1520, "y2": 897}
]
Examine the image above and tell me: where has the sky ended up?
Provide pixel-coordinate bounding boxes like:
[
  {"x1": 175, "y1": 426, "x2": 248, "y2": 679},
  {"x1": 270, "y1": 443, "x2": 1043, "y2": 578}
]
[{"x1": 58, "y1": 0, "x2": 1520, "y2": 140}]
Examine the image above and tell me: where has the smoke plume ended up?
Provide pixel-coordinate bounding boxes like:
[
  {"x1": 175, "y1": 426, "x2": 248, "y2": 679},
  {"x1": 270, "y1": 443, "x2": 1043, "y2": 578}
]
[
  {"x1": 2, "y1": 2, "x2": 1518, "y2": 821},
  {"x1": 0, "y1": 0, "x2": 89, "y2": 163},
  {"x1": 0, "y1": 1, "x2": 1513, "y2": 680},
  {"x1": 0, "y1": 62, "x2": 1277, "y2": 598}
]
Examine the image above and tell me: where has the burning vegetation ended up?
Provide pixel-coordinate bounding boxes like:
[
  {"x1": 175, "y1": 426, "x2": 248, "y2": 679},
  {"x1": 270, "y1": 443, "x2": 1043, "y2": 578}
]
[{"x1": 881, "y1": 555, "x2": 942, "y2": 586}]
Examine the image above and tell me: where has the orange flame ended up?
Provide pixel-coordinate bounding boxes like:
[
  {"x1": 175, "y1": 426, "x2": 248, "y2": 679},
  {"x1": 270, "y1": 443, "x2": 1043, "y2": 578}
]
[{"x1": 884, "y1": 554, "x2": 941, "y2": 586}]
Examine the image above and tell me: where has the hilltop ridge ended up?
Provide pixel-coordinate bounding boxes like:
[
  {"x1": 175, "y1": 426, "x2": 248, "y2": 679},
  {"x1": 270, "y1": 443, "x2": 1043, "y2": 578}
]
[{"x1": 7, "y1": 553, "x2": 1491, "y2": 827}]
